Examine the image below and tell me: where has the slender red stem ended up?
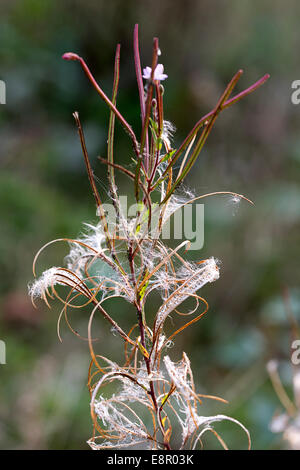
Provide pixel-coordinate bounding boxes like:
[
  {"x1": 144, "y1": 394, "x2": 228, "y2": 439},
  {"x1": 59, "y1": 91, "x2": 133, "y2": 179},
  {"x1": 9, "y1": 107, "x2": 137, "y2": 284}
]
[{"x1": 63, "y1": 52, "x2": 140, "y2": 159}]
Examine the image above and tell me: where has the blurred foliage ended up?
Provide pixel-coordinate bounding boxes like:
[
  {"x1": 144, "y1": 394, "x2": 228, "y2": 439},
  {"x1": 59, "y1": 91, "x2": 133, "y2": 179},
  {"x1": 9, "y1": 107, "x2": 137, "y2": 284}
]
[{"x1": 0, "y1": 0, "x2": 300, "y2": 449}]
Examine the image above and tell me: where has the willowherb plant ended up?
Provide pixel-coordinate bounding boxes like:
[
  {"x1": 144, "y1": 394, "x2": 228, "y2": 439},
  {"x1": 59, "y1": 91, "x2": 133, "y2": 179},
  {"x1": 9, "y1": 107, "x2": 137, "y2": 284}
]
[{"x1": 29, "y1": 25, "x2": 269, "y2": 450}]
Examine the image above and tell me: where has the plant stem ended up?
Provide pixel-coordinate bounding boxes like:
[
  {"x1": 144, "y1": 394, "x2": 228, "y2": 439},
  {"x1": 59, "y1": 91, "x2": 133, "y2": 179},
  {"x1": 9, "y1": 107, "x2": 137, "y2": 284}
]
[{"x1": 63, "y1": 52, "x2": 140, "y2": 159}]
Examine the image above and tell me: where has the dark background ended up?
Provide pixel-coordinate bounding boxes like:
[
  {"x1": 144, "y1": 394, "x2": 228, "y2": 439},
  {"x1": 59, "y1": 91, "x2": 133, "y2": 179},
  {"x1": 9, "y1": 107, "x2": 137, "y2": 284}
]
[{"x1": 0, "y1": 0, "x2": 300, "y2": 449}]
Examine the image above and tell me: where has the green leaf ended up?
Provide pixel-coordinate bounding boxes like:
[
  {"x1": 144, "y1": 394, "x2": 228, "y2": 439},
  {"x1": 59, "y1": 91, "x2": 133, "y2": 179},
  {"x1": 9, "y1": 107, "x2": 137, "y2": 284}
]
[{"x1": 138, "y1": 280, "x2": 149, "y2": 301}]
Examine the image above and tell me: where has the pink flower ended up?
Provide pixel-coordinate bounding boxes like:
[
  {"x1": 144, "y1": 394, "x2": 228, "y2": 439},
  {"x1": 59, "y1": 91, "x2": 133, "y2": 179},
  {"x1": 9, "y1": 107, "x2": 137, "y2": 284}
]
[{"x1": 142, "y1": 64, "x2": 168, "y2": 81}]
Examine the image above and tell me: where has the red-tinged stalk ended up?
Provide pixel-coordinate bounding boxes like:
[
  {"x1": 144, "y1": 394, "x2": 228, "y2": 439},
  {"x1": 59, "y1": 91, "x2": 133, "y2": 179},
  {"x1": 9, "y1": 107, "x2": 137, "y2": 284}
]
[
  {"x1": 155, "y1": 73, "x2": 270, "y2": 189},
  {"x1": 63, "y1": 52, "x2": 140, "y2": 159},
  {"x1": 107, "y1": 44, "x2": 121, "y2": 199},
  {"x1": 133, "y1": 24, "x2": 149, "y2": 167},
  {"x1": 134, "y1": 37, "x2": 159, "y2": 201}
]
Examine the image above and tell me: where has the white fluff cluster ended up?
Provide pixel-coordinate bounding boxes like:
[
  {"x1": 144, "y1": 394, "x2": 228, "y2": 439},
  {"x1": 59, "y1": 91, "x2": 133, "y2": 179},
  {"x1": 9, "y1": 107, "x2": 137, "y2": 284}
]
[
  {"x1": 29, "y1": 220, "x2": 136, "y2": 304},
  {"x1": 161, "y1": 120, "x2": 176, "y2": 150},
  {"x1": 155, "y1": 257, "x2": 220, "y2": 329},
  {"x1": 164, "y1": 353, "x2": 193, "y2": 398},
  {"x1": 118, "y1": 366, "x2": 163, "y2": 405},
  {"x1": 93, "y1": 396, "x2": 149, "y2": 448},
  {"x1": 66, "y1": 222, "x2": 107, "y2": 274},
  {"x1": 161, "y1": 191, "x2": 195, "y2": 226},
  {"x1": 89, "y1": 360, "x2": 167, "y2": 450},
  {"x1": 163, "y1": 353, "x2": 250, "y2": 448},
  {"x1": 28, "y1": 267, "x2": 79, "y2": 300}
]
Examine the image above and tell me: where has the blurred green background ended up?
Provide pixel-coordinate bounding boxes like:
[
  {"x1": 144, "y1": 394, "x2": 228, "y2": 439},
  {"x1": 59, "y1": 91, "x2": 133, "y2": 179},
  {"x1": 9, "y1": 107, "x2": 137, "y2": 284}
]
[{"x1": 1, "y1": 0, "x2": 300, "y2": 450}]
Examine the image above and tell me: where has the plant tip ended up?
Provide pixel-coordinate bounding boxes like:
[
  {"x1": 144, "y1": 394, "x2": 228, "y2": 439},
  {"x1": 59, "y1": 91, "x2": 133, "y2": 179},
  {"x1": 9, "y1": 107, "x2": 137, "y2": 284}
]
[{"x1": 62, "y1": 52, "x2": 80, "y2": 61}]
